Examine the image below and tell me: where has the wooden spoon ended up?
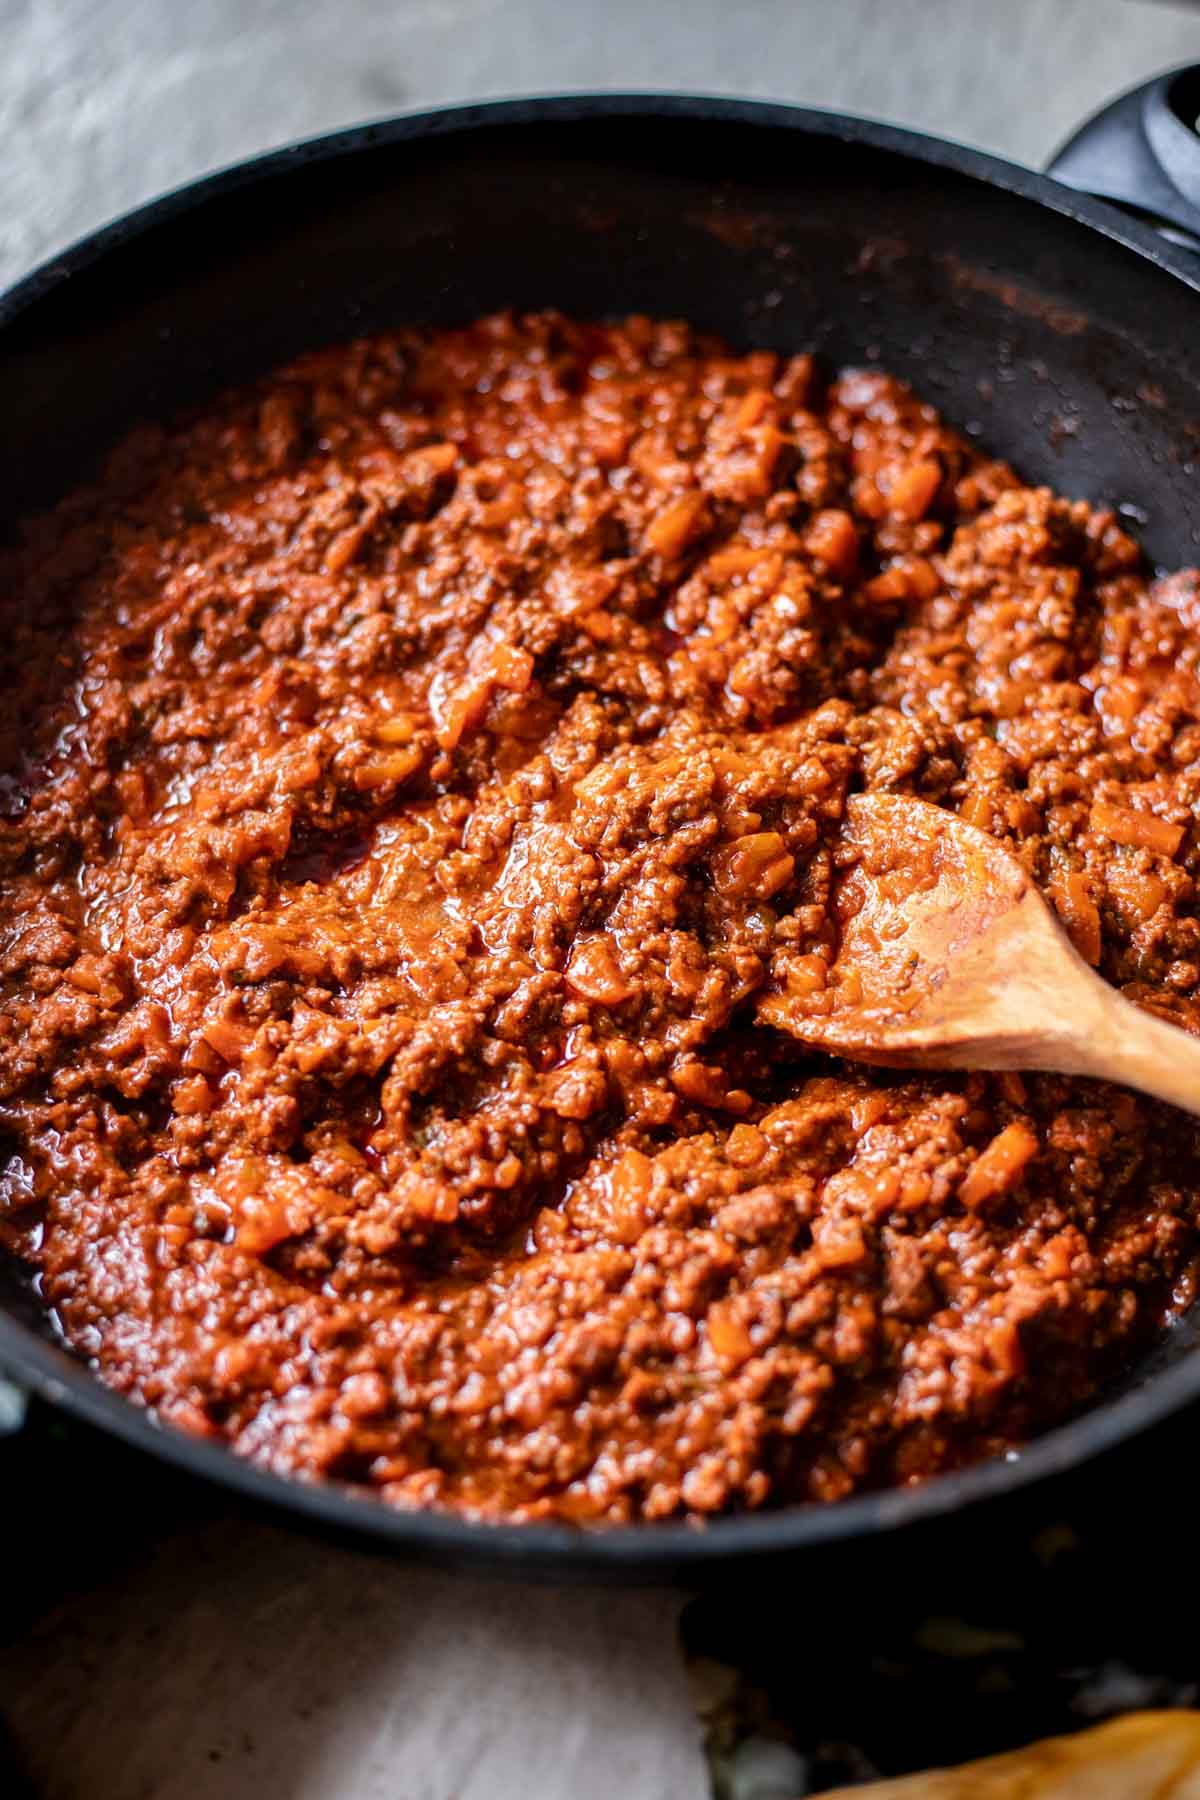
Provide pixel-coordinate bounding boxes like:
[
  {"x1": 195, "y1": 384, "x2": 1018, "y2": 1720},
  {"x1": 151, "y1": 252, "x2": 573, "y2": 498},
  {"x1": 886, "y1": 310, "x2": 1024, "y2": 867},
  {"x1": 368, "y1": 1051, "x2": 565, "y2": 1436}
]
[{"x1": 758, "y1": 792, "x2": 1200, "y2": 1114}]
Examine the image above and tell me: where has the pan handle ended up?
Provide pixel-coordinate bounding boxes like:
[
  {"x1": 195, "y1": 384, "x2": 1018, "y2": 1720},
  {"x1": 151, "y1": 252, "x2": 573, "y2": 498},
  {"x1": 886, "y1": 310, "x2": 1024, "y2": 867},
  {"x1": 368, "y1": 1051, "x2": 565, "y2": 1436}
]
[{"x1": 1047, "y1": 64, "x2": 1200, "y2": 254}]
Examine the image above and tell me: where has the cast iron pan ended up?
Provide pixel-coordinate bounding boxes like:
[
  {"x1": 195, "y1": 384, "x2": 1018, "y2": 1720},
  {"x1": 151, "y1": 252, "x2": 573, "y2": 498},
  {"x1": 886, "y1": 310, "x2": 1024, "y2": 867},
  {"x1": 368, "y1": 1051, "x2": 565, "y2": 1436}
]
[{"x1": 2, "y1": 80, "x2": 1200, "y2": 1580}]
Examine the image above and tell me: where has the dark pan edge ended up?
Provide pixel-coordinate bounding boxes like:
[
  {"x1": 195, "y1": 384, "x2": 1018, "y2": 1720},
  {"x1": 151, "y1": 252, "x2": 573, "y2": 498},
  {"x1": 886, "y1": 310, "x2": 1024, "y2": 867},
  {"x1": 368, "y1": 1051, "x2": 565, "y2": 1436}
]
[
  {"x1": 4, "y1": 1278, "x2": 1199, "y2": 1578},
  {"x1": 4, "y1": 89, "x2": 1200, "y2": 1575},
  {"x1": 5, "y1": 90, "x2": 1200, "y2": 335}
]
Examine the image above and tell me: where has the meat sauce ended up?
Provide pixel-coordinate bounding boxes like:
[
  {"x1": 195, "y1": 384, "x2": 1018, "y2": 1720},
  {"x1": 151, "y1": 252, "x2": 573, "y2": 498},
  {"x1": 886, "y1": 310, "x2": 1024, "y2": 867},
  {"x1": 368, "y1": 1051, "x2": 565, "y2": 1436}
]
[{"x1": 2, "y1": 311, "x2": 1199, "y2": 1524}]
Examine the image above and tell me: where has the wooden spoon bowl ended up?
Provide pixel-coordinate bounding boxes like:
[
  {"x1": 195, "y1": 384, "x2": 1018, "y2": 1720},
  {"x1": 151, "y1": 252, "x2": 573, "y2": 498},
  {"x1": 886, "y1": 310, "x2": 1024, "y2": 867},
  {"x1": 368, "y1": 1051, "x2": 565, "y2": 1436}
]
[{"x1": 759, "y1": 793, "x2": 1200, "y2": 1117}]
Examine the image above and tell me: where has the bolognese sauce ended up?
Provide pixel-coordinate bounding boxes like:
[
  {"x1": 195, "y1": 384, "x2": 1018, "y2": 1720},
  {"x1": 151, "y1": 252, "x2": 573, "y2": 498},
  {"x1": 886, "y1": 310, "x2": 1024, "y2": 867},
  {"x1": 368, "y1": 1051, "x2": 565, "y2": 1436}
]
[{"x1": 1, "y1": 311, "x2": 1197, "y2": 1523}]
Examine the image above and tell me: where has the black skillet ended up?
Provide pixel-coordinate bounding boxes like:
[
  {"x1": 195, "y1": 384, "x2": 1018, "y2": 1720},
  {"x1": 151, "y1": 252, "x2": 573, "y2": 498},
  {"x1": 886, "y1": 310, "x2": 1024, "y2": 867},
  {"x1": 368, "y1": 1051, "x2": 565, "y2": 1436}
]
[{"x1": 3, "y1": 74, "x2": 1200, "y2": 1582}]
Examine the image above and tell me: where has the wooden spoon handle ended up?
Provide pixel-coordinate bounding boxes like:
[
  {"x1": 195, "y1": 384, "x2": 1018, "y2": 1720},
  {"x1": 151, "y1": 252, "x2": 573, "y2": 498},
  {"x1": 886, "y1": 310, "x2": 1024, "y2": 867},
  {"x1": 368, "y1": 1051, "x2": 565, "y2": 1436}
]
[{"x1": 1051, "y1": 982, "x2": 1200, "y2": 1118}]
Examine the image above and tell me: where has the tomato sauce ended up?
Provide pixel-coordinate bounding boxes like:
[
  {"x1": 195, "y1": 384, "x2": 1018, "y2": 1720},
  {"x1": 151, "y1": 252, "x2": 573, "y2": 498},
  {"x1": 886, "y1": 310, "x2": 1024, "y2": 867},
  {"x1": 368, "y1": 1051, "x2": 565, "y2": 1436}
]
[{"x1": 0, "y1": 312, "x2": 1197, "y2": 1523}]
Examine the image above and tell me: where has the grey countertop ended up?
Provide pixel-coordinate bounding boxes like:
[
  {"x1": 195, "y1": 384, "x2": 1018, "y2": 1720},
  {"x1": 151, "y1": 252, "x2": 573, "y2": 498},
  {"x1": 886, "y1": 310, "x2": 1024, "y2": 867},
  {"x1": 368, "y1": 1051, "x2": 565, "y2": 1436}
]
[{"x1": 2, "y1": 2, "x2": 1199, "y2": 1796}]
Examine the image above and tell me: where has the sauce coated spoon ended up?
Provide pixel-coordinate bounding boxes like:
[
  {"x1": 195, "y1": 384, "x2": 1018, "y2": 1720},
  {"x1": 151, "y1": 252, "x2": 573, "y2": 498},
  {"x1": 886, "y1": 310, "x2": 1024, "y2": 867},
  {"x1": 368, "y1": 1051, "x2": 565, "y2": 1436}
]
[{"x1": 759, "y1": 792, "x2": 1200, "y2": 1116}]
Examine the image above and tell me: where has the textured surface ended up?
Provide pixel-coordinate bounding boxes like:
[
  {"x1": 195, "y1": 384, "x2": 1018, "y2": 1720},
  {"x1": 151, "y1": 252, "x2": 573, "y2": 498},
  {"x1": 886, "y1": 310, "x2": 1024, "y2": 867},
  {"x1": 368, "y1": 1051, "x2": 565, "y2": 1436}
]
[
  {"x1": 9, "y1": 319, "x2": 1200, "y2": 1531},
  {"x1": 2, "y1": 2, "x2": 1199, "y2": 1798}
]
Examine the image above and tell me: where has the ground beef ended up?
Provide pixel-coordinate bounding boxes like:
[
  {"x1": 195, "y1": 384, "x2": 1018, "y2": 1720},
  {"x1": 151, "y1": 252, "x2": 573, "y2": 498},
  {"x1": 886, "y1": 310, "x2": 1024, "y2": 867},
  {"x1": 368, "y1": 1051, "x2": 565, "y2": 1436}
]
[{"x1": 1, "y1": 310, "x2": 1198, "y2": 1525}]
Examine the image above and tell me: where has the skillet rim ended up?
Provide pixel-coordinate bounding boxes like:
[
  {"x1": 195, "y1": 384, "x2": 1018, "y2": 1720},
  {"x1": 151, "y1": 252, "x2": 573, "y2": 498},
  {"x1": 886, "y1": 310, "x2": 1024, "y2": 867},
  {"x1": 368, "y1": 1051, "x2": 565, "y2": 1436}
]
[{"x1": 3, "y1": 89, "x2": 1199, "y2": 1575}]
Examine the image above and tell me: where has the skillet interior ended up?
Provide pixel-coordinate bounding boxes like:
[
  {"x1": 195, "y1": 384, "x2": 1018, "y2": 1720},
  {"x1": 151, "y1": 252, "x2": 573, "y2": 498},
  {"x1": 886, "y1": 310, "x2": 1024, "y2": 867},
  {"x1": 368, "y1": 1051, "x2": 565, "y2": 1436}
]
[{"x1": 3, "y1": 97, "x2": 1200, "y2": 1576}]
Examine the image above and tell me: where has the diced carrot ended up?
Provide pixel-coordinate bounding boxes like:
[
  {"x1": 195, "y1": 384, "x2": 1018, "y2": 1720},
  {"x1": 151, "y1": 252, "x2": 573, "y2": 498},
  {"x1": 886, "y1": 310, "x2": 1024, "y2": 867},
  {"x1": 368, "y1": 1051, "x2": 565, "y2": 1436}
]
[
  {"x1": 864, "y1": 566, "x2": 910, "y2": 604},
  {"x1": 172, "y1": 1075, "x2": 216, "y2": 1117},
  {"x1": 959, "y1": 790, "x2": 994, "y2": 831},
  {"x1": 374, "y1": 713, "x2": 416, "y2": 745},
  {"x1": 726, "y1": 1124, "x2": 767, "y2": 1168},
  {"x1": 886, "y1": 457, "x2": 942, "y2": 520},
  {"x1": 704, "y1": 543, "x2": 777, "y2": 581},
  {"x1": 597, "y1": 1149, "x2": 653, "y2": 1246},
  {"x1": 610, "y1": 1148, "x2": 653, "y2": 1207},
  {"x1": 584, "y1": 417, "x2": 630, "y2": 467},
  {"x1": 430, "y1": 674, "x2": 491, "y2": 752},
  {"x1": 734, "y1": 389, "x2": 772, "y2": 430},
  {"x1": 805, "y1": 509, "x2": 859, "y2": 580},
  {"x1": 961, "y1": 1122, "x2": 1039, "y2": 1210},
  {"x1": 351, "y1": 746, "x2": 423, "y2": 790},
  {"x1": 785, "y1": 953, "x2": 828, "y2": 997},
  {"x1": 865, "y1": 555, "x2": 940, "y2": 603},
  {"x1": 644, "y1": 491, "x2": 710, "y2": 559},
  {"x1": 487, "y1": 642, "x2": 534, "y2": 693},
  {"x1": 706, "y1": 1300, "x2": 753, "y2": 1366},
  {"x1": 1090, "y1": 798, "x2": 1182, "y2": 857},
  {"x1": 671, "y1": 1062, "x2": 729, "y2": 1108},
  {"x1": 324, "y1": 522, "x2": 367, "y2": 574},
  {"x1": 1106, "y1": 861, "x2": 1167, "y2": 922},
  {"x1": 1096, "y1": 675, "x2": 1142, "y2": 736},
  {"x1": 813, "y1": 1215, "x2": 867, "y2": 1267},
  {"x1": 1050, "y1": 868, "x2": 1102, "y2": 967},
  {"x1": 400, "y1": 441, "x2": 458, "y2": 483},
  {"x1": 67, "y1": 955, "x2": 107, "y2": 996},
  {"x1": 711, "y1": 831, "x2": 795, "y2": 901},
  {"x1": 235, "y1": 1200, "x2": 292, "y2": 1256},
  {"x1": 201, "y1": 1017, "x2": 253, "y2": 1063}
]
